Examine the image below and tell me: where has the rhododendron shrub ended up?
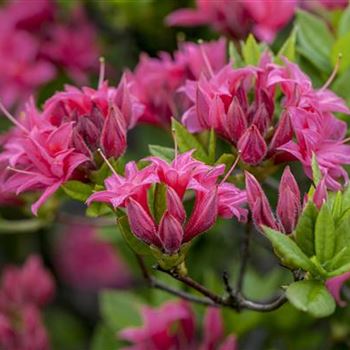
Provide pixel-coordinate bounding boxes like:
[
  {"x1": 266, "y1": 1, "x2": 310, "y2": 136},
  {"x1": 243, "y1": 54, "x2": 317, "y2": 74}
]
[{"x1": 1, "y1": 1, "x2": 350, "y2": 350}]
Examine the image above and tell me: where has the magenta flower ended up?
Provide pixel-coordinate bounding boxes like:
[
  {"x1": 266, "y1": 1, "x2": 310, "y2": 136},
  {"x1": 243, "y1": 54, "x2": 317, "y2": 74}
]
[
  {"x1": 245, "y1": 167, "x2": 301, "y2": 233},
  {"x1": 119, "y1": 300, "x2": 238, "y2": 350},
  {"x1": 326, "y1": 272, "x2": 350, "y2": 307},
  {"x1": 166, "y1": 0, "x2": 296, "y2": 43},
  {"x1": 88, "y1": 151, "x2": 247, "y2": 254},
  {"x1": 43, "y1": 75, "x2": 143, "y2": 160},
  {"x1": 2, "y1": 118, "x2": 88, "y2": 215},
  {"x1": 0, "y1": 255, "x2": 54, "y2": 350},
  {"x1": 54, "y1": 222, "x2": 131, "y2": 291},
  {"x1": 0, "y1": 24, "x2": 56, "y2": 110},
  {"x1": 181, "y1": 54, "x2": 294, "y2": 166},
  {"x1": 127, "y1": 38, "x2": 227, "y2": 125},
  {"x1": 40, "y1": 6, "x2": 99, "y2": 85}
]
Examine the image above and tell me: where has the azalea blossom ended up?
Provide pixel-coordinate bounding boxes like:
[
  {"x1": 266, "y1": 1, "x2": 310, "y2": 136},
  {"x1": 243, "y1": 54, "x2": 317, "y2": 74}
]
[
  {"x1": 166, "y1": 0, "x2": 296, "y2": 43},
  {"x1": 119, "y1": 300, "x2": 238, "y2": 350},
  {"x1": 88, "y1": 151, "x2": 247, "y2": 254},
  {"x1": 127, "y1": 38, "x2": 227, "y2": 125},
  {"x1": 43, "y1": 75, "x2": 144, "y2": 160},
  {"x1": 268, "y1": 58, "x2": 350, "y2": 190},
  {"x1": 54, "y1": 222, "x2": 131, "y2": 291},
  {"x1": 245, "y1": 167, "x2": 301, "y2": 233},
  {"x1": 181, "y1": 53, "x2": 294, "y2": 166},
  {"x1": 0, "y1": 255, "x2": 54, "y2": 350}
]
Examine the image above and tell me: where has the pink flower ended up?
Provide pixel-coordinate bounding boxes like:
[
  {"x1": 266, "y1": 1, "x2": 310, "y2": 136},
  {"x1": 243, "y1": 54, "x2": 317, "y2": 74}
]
[
  {"x1": 40, "y1": 6, "x2": 99, "y2": 85},
  {"x1": 43, "y1": 76, "x2": 143, "y2": 159},
  {"x1": 0, "y1": 255, "x2": 55, "y2": 308},
  {"x1": 128, "y1": 38, "x2": 227, "y2": 125},
  {"x1": 119, "y1": 300, "x2": 238, "y2": 350},
  {"x1": 245, "y1": 167, "x2": 301, "y2": 233},
  {"x1": 0, "y1": 255, "x2": 54, "y2": 350},
  {"x1": 166, "y1": 0, "x2": 296, "y2": 43},
  {"x1": 181, "y1": 54, "x2": 293, "y2": 166},
  {"x1": 0, "y1": 25, "x2": 56, "y2": 110},
  {"x1": 54, "y1": 222, "x2": 131, "y2": 291},
  {"x1": 2, "y1": 117, "x2": 88, "y2": 215},
  {"x1": 88, "y1": 151, "x2": 247, "y2": 254},
  {"x1": 326, "y1": 272, "x2": 350, "y2": 307}
]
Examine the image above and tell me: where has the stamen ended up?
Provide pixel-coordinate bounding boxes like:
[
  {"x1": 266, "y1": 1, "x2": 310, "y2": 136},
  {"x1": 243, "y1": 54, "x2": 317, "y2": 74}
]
[
  {"x1": 0, "y1": 102, "x2": 28, "y2": 133},
  {"x1": 97, "y1": 148, "x2": 118, "y2": 176},
  {"x1": 343, "y1": 136, "x2": 350, "y2": 144},
  {"x1": 198, "y1": 39, "x2": 214, "y2": 78},
  {"x1": 321, "y1": 53, "x2": 342, "y2": 91},
  {"x1": 98, "y1": 57, "x2": 106, "y2": 89},
  {"x1": 6, "y1": 166, "x2": 37, "y2": 176},
  {"x1": 221, "y1": 153, "x2": 241, "y2": 184}
]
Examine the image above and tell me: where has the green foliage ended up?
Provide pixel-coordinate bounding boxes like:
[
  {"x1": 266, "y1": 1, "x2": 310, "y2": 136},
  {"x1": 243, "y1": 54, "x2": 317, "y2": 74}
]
[
  {"x1": 314, "y1": 204, "x2": 335, "y2": 264},
  {"x1": 311, "y1": 153, "x2": 322, "y2": 185},
  {"x1": 171, "y1": 118, "x2": 209, "y2": 162},
  {"x1": 149, "y1": 145, "x2": 174, "y2": 162},
  {"x1": 241, "y1": 34, "x2": 264, "y2": 66},
  {"x1": 295, "y1": 202, "x2": 318, "y2": 257},
  {"x1": 263, "y1": 226, "x2": 321, "y2": 277},
  {"x1": 296, "y1": 10, "x2": 334, "y2": 73},
  {"x1": 61, "y1": 181, "x2": 93, "y2": 202},
  {"x1": 153, "y1": 183, "x2": 167, "y2": 223},
  {"x1": 100, "y1": 290, "x2": 141, "y2": 331},
  {"x1": 277, "y1": 27, "x2": 297, "y2": 63},
  {"x1": 286, "y1": 280, "x2": 336, "y2": 318}
]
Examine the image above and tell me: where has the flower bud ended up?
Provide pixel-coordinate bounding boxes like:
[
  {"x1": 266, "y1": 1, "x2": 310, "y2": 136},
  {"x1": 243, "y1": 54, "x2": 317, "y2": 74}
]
[
  {"x1": 158, "y1": 211, "x2": 183, "y2": 254},
  {"x1": 276, "y1": 166, "x2": 301, "y2": 233},
  {"x1": 126, "y1": 198, "x2": 159, "y2": 246},
  {"x1": 226, "y1": 96, "x2": 247, "y2": 143},
  {"x1": 245, "y1": 171, "x2": 278, "y2": 230},
  {"x1": 238, "y1": 125, "x2": 267, "y2": 165},
  {"x1": 101, "y1": 106, "x2": 127, "y2": 159}
]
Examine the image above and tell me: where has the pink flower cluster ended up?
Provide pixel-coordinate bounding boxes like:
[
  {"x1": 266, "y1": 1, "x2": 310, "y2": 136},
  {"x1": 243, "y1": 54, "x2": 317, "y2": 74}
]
[
  {"x1": 0, "y1": 72, "x2": 144, "y2": 214},
  {"x1": 127, "y1": 38, "x2": 227, "y2": 125},
  {"x1": 0, "y1": 255, "x2": 55, "y2": 350},
  {"x1": 119, "y1": 300, "x2": 238, "y2": 350},
  {"x1": 180, "y1": 52, "x2": 350, "y2": 190},
  {"x1": 166, "y1": 0, "x2": 347, "y2": 43},
  {"x1": 246, "y1": 167, "x2": 301, "y2": 234},
  {"x1": 54, "y1": 223, "x2": 130, "y2": 291},
  {"x1": 88, "y1": 151, "x2": 247, "y2": 254},
  {"x1": 0, "y1": 0, "x2": 99, "y2": 110}
]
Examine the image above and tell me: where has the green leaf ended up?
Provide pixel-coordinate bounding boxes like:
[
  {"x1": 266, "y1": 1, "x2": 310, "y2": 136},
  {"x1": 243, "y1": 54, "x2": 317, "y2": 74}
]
[
  {"x1": 334, "y1": 210, "x2": 350, "y2": 254},
  {"x1": 338, "y1": 5, "x2": 350, "y2": 36},
  {"x1": 327, "y1": 246, "x2": 350, "y2": 272},
  {"x1": 153, "y1": 183, "x2": 167, "y2": 223},
  {"x1": 100, "y1": 291, "x2": 141, "y2": 331},
  {"x1": 229, "y1": 41, "x2": 244, "y2": 67},
  {"x1": 62, "y1": 181, "x2": 93, "y2": 202},
  {"x1": 86, "y1": 202, "x2": 112, "y2": 217},
  {"x1": 118, "y1": 215, "x2": 151, "y2": 255},
  {"x1": 215, "y1": 153, "x2": 235, "y2": 168},
  {"x1": 277, "y1": 27, "x2": 297, "y2": 63},
  {"x1": 296, "y1": 9, "x2": 334, "y2": 73},
  {"x1": 263, "y1": 226, "x2": 321, "y2": 276},
  {"x1": 242, "y1": 34, "x2": 261, "y2": 66},
  {"x1": 331, "y1": 32, "x2": 350, "y2": 73},
  {"x1": 171, "y1": 118, "x2": 208, "y2": 162},
  {"x1": 315, "y1": 204, "x2": 335, "y2": 264},
  {"x1": 149, "y1": 145, "x2": 174, "y2": 162},
  {"x1": 311, "y1": 153, "x2": 322, "y2": 185},
  {"x1": 208, "y1": 128, "x2": 216, "y2": 164},
  {"x1": 332, "y1": 68, "x2": 350, "y2": 101},
  {"x1": 91, "y1": 324, "x2": 120, "y2": 350},
  {"x1": 295, "y1": 201, "x2": 318, "y2": 257},
  {"x1": 286, "y1": 280, "x2": 336, "y2": 318},
  {"x1": 332, "y1": 191, "x2": 343, "y2": 222}
]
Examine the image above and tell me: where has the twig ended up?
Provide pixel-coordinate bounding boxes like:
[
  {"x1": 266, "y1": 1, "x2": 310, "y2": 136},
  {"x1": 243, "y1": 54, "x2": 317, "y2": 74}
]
[{"x1": 135, "y1": 255, "x2": 216, "y2": 307}]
